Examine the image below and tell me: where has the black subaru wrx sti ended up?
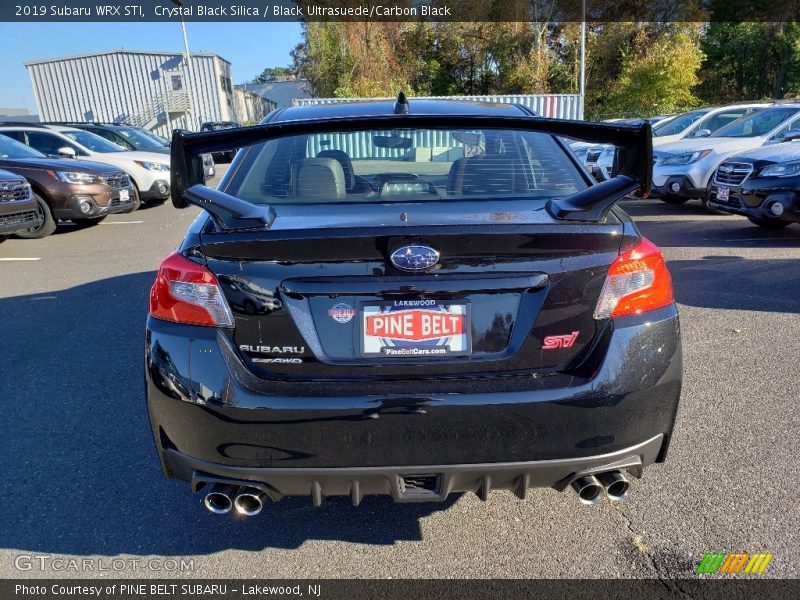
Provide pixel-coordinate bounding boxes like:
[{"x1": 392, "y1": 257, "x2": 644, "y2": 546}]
[{"x1": 145, "y1": 96, "x2": 682, "y2": 516}]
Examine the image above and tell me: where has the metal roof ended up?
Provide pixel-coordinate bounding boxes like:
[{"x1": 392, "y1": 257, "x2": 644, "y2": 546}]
[
  {"x1": 237, "y1": 81, "x2": 312, "y2": 109},
  {"x1": 24, "y1": 49, "x2": 230, "y2": 67}
]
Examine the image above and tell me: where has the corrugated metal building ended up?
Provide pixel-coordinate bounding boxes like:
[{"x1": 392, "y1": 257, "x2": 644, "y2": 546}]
[
  {"x1": 292, "y1": 94, "x2": 584, "y2": 159},
  {"x1": 238, "y1": 80, "x2": 312, "y2": 109},
  {"x1": 293, "y1": 94, "x2": 583, "y2": 119},
  {"x1": 25, "y1": 50, "x2": 272, "y2": 136}
]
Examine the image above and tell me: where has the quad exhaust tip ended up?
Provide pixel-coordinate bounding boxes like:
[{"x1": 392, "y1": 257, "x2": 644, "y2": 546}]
[
  {"x1": 597, "y1": 471, "x2": 630, "y2": 502},
  {"x1": 203, "y1": 483, "x2": 237, "y2": 514},
  {"x1": 234, "y1": 490, "x2": 266, "y2": 517},
  {"x1": 571, "y1": 475, "x2": 603, "y2": 505}
]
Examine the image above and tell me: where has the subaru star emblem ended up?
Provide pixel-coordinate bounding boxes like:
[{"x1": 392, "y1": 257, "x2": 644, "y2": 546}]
[{"x1": 390, "y1": 244, "x2": 440, "y2": 271}]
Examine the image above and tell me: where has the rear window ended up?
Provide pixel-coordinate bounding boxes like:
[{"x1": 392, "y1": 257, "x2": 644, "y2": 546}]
[{"x1": 226, "y1": 127, "x2": 587, "y2": 205}]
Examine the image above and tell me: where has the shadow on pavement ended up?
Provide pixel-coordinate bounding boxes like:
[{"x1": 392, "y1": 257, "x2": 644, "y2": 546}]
[
  {"x1": 667, "y1": 256, "x2": 800, "y2": 313},
  {"x1": 0, "y1": 271, "x2": 456, "y2": 557}
]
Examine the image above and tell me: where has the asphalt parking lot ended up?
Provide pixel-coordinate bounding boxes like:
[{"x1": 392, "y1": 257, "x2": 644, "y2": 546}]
[{"x1": 1, "y1": 169, "x2": 798, "y2": 582}]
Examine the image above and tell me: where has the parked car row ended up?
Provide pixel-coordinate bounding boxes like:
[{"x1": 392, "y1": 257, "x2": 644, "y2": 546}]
[
  {"x1": 572, "y1": 102, "x2": 800, "y2": 229},
  {"x1": 0, "y1": 121, "x2": 218, "y2": 240}
]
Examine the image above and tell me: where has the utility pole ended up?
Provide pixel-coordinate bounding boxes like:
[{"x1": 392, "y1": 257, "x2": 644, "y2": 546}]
[
  {"x1": 579, "y1": 0, "x2": 586, "y2": 120},
  {"x1": 171, "y1": 0, "x2": 194, "y2": 130}
]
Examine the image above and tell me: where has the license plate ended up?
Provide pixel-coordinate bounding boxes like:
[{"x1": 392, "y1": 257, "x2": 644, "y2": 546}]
[
  {"x1": 361, "y1": 300, "x2": 471, "y2": 358},
  {"x1": 716, "y1": 186, "x2": 729, "y2": 202},
  {"x1": 119, "y1": 189, "x2": 130, "y2": 202}
]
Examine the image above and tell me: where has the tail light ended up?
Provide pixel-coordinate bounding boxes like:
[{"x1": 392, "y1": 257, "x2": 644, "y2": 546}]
[
  {"x1": 594, "y1": 238, "x2": 673, "y2": 319},
  {"x1": 149, "y1": 252, "x2": 234, "y2": 327}
]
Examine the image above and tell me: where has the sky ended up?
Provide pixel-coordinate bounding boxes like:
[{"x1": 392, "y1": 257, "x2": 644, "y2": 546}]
[{"x1": 0, "y1": 22, "x2": 303, "y2": 111}]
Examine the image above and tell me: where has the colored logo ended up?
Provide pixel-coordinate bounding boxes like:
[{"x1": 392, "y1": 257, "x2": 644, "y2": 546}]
[
  {"x1": 328, "y1": 302, "x2": 355, "y2": 324},
  {"x1": 390, "y1": 245, "x2": 440, "y2": 272},
  {"x1": 695, "y1": 552, "x2": 774, "y2": 575},
  {"x1": 366, "y1": 309, "x2": 465, "y2": 342},
  {"x1": 542, "y1": 331, "x2": 579, "y2": 349}
]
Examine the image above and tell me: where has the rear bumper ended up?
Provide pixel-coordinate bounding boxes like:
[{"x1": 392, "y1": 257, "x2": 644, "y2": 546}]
[
  {"x1": 146, "y1": 305, "x2": 682, "y2": 498},
  {"x1": 172, "y1": 434, "x2": 664, "y2": 505}
]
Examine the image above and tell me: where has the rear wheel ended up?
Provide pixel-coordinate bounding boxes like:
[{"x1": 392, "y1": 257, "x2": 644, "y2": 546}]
[
  {"x1": 15, "y1": 193, "x2": 57, "y2": 239},
  {"x1": 747, "y1": 217, "x2": 791, "y2": 229},
  {"x1": 660, "y1": 196, "x2": 690, "y2": 205},
  {"x1": 73, "y1": 216, "x2": 107, "y2": 228}
]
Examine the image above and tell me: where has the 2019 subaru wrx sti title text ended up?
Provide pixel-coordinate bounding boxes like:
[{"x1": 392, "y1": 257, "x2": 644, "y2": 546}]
[{"x1": 145, "y1": 96, "x2": 681, "y2": 515}]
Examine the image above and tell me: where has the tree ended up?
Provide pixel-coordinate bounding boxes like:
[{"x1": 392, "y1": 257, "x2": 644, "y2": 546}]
[
  {"x1": 604, "y1": 28, "x2": 704, "y2": 117},
  {"x1": 698, "y1": 22, "x2": 800, "y2": 102},
  {"x1": 586, "y1": 23, "x2": 704, "y2": 118},
  {"x1": 251, "y1": 67, "x2": 293, "y2": 83}
]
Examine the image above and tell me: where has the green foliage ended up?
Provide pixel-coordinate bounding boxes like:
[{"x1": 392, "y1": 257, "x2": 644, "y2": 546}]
[
  {"x1": 604, "y1": 31, "x2": 704, "y2": 116},
  {"x1": 697, "y1": 22, "x2": 800, "y2": 102},
  {"x1": 250, "y1": 67, "x2": 293, "y2": 84},
  {"x1": 287, "y1": 19, "x2": 800, "y2": 118}
]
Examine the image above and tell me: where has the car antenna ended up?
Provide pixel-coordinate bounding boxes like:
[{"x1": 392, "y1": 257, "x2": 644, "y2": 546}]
[{"x1": 394, "y1": 91, "x2": 409, "y2": 115}]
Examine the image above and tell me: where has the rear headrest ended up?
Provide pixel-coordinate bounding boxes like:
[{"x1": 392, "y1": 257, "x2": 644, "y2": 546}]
[
  {"x1": 317, "y1": 150, "x2": 355, "y2": 191},
  {"x1": 295, "y1": 158, "x2": 346, "y2": 201}
]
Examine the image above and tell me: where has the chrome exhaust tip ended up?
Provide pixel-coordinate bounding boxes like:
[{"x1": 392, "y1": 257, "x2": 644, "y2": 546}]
[
  {"x1": 203, "y1": 483, "x2": 237, "y2": 514},
  {"x1": 597, "y1": 471, "x2": 630, "y2": 502},
  {"x1": 571, "y1": 475, "x2": 603, "y2": 505},
  {"x1": 234, "y1": 489, "x2": 266, "y2": 516}
]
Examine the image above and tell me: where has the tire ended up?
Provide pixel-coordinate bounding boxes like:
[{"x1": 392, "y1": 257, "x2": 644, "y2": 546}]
[
  {"x1": 15, "y1": 193, "x2": 57, "y2": 239},
  {"x1": 660, "y1": 196, "x2": 690, "y2": 205},
  {"x1": 747, "y1": 217, "x2": 791, "y2": 229},
  {"x1": 73, "y1": 216, "x2": 107, "y2": 228}
]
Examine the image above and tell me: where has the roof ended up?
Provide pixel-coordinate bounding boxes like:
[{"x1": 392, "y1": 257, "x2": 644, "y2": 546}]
[
  {"x1": 237, "y1": 80, "x2": 312, "y2": 109},
  {"x1": 270, "y1": 98, "x2": 530, "y2": 123},
  {"x1": 25, "y1": 49, "x2": 230, "y2": 67}
]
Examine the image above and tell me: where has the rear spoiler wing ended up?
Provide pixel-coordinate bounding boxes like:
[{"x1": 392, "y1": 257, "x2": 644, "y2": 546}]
[{"x1": 171, "y1": 116, "x2": 652, "y2": 229}]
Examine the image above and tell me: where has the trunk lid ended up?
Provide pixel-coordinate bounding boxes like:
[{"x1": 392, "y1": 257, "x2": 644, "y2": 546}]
[{"x1": 199, "y1": 203, "x2": 622, "y2": 382}]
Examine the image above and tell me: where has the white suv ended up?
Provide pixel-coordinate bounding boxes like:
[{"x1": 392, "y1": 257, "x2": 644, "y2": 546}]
[
  {"x1": 0, "y1": 123, "x2": 172, "y2": 203},
  {"x1": 651, "y1": 103, "x2": 769, "y2": 145},
  {"x1": 652, "y1": 105, "x2": 800, "y2": 206}
]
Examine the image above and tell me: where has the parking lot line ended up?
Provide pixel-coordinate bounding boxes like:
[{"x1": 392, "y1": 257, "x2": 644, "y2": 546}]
[
  {"x1": 100, "y1": 220, "x2": 144, "y2": 225},
  {"x1": 0, "y1": 257, "x2": 41, "y2": 261}
]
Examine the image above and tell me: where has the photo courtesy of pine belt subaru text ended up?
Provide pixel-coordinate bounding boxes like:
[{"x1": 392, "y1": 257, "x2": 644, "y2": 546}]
[{"x1": 145, "y1": 95, "x2": 682, "y2": 516}]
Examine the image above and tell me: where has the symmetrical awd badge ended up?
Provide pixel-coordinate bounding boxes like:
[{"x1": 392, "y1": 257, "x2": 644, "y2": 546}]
[{"x1": 390, "y1": 244, "x2": 440, "y2": 271}]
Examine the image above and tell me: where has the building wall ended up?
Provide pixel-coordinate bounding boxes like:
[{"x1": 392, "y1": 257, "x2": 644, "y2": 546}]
[
  {"x1": 294, "y1": 94, "x2": 583, "y2": 120},
  {"x1": 26, "y1": 51, "x2": 232, "y2": 137},
  {"x1": 232, "y1": 88, "x2": 275, "y2": 125}
]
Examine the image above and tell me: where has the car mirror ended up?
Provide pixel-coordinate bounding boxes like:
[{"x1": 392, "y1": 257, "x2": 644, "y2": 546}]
[
  {"x1": 57, "y1": 146, "x2": 76, "y2": 158},
  {"x1": 693, "y1": 129, "x2": 712, "y2": 138}
]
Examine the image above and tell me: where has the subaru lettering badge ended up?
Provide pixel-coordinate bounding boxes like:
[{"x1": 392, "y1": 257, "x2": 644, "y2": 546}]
[{"x1": 390, "y1": 245, "x2": 440, "y2": 272}]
